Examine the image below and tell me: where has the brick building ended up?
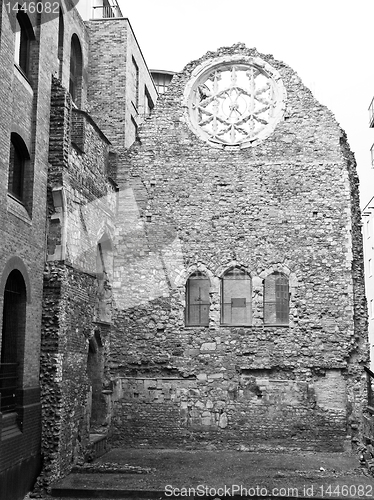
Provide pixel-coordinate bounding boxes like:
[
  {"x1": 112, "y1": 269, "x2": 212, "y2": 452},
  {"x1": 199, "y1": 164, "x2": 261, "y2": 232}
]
[
  {"x1": 108, "y1": 44, "x2": 369, "y2": 453},
  {"x1": 363, "y1": 197, "x2": 374, "y2": 369},
  {"x1": 0, "y1": 0, "x2": 156, "y2": 497}
]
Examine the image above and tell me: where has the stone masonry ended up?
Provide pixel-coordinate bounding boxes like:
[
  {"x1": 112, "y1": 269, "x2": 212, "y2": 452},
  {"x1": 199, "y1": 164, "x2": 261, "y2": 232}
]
[{"x1": 108, "y1": 44, "x2": 369, "y2": 452}]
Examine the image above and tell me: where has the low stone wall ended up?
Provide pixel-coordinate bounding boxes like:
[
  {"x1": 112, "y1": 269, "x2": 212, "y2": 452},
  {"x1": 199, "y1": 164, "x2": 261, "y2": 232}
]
[{"x1": 110, "y1": 370, "x2": 348, "y2": 451}]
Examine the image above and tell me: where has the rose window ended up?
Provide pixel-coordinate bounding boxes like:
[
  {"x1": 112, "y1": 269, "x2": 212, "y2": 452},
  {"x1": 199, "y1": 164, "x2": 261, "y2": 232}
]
[{"x1": 183, "y1": 55, "x2": 286, "y2": 148}]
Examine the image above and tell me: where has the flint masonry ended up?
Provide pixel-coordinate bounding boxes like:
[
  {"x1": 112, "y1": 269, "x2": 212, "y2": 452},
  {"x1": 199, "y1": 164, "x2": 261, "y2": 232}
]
[
  {"x1": 108, "y1": 44, "x2": 369, "y2": 452},
  {"x1": 0, "y1": 0, "x2": 370, "y2": 497}
]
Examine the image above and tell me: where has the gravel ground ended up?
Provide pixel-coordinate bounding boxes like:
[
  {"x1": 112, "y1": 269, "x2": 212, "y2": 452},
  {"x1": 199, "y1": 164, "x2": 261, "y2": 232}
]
[{"x1": 24, "y1": 449, "x2": 374, "y2": 499}]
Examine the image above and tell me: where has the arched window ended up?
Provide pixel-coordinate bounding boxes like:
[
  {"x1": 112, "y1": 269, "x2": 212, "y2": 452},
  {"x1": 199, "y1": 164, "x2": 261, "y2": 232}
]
[
  {"x1": 221, "y1": 268, "x2": 251, "y2": 325},
  {"x1": 69, "y1": 34, "x2": 83, "y2": 105},
  {"x1": 185, "y1": 271, "x2": 210, "y2": 326},
  {"x1": 8, "y1": 133, "x2": 30, "y2": 202},
  {"x1": 264, "y1": 272, "x2": 289, "y2": 325},
  {"x1": 57, "y1": 8, "x2": 64, "y2": 79},
  {"x1": 96, "y1": 236, "x2": 113, "y2": 323},
  {"x1": 14, "y1": 7, "x2": 34, "y2": 77},
  {"x1": 0, "y1": 270, "x2": 27, "y2": 413}
]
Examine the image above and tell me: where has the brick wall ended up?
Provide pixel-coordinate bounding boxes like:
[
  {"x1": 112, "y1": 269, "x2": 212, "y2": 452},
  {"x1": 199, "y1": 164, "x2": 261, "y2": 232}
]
[
  {"x1": 86, "y1": 18, "x2": 157, "y2": 150},
  {"x1": 0, "y1": 5, "x2": 60, "y2": 499},
  {"x1": 109, "y1": 44, "x2": 368, "y2": 452}
]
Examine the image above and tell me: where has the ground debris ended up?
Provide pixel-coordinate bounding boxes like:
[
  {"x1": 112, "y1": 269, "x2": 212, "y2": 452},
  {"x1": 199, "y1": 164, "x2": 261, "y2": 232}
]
[{"x1": 72, "y1": 461, "x2": 156, "y2": 474}]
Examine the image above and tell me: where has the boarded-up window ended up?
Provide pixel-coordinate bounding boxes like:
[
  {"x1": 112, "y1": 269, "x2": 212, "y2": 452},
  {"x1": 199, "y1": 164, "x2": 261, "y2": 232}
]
[
  {"x1": 221, "y1": 268, "x2": 251, "y2": 325},
  {"x1": 264, "y1": 272, "x2": 289, "y2": 325},
  {"x1": 185, "y1": 272, "x2": 210, "y2": 326}
]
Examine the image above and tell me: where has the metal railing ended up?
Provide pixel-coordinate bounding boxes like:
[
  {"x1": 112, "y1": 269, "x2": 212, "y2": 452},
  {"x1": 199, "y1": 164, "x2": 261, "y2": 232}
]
[
  {"x1": 0, "y1": 363, "x2": 18, "y2": 413},
  {"x1": 92, "y1": 1, "x2": 122, "y2": 19}
]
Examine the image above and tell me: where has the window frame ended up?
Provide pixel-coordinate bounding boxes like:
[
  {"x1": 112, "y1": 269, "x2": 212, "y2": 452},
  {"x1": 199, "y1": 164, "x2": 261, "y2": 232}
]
[
  {"x1": 14, "y1": 7, "x2": 35, "y2": 78},
  {"x1": 8, "y1": 133, "x2": 30, "y2": 204},
  {"x1": 220, "y1": 267, "x2": 252, "y2": 326},
  {"x1": 263, "y1": 272, "x2": 290, "y2": 326},
  {"x1": 185, "y1": 271, "x2": 210, "y2": 327}
]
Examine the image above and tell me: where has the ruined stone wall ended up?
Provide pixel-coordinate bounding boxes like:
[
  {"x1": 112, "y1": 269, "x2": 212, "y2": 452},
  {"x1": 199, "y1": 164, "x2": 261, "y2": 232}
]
[
  {"x1": 109, "y1": 45, "x2": 368, "y2": 451},
  {"x1": 40, "y1": 78, "x2": 115, "y2": 486}
]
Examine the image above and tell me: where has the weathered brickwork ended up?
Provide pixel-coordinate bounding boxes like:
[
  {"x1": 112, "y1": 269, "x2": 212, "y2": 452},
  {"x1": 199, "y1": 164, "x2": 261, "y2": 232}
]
[
  {"x1": 86, "y1": 18, "x2": 157, "y2": 150},
  {"x1": 109, "y1": 44, "x2": 369, "y2": 452},
  {"x1": 0, "y1": 0, "x2": 157, "y2": 495},
  {"x1": 0, "y1": 3, "x2": 60, "y2": 498},
  {"x1": 39, "y1": 77, "x2": 116, "y2": 487}
]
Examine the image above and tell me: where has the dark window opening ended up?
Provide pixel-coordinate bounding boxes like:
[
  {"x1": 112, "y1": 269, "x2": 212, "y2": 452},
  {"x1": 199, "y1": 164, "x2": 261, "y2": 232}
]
[
  {"x1": 131, "y1": 115, "x2": 138, "y2": 143},
  {"x1": 264, "y1": 272, "x2": 289, "y2": 325},
  {"x1": 69, "y1": 34, "x2": 83, "y2": 106},
  {"x1": 144, "y1": 85, "x2": 154, "y2": 117},
  {"x1": 96, "y1": 236, "x2": 113, "y2": 324},
  {"x1": 0, "y1": 270, "x2": 26, "y2": 413},
  {"x1": 221, "y1": 268, "x2": 251, "y2": 325},
  {"x1": 185, "y1": 271, "x2": 210, "y2": 326},
  {"x1": 8, "y1": 133, "x2": 29, "y2": 203},
  {"x1": 14, "y1": 7, "x2": 34, "y2": 77},
  {"x1": 132, "y1": 56, "x2": 139, "y2": 108},
  {"x1": 58, "y1": 8, "x2": 64, "y2": 79}
]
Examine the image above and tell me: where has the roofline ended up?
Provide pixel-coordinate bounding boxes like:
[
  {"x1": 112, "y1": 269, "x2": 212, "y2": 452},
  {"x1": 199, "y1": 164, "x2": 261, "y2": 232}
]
[
  {"x1": 363, "y1": 195, "x2": 374, "y2": 213},
  {"x1": 150, "y1": 69, "x2": 177, "y2": 75}
]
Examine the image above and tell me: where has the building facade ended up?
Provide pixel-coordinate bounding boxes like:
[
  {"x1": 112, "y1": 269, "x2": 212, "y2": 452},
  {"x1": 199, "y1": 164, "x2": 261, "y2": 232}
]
[
  {"x1": 0, "y1": 0, "x2": 156, "y2": 497},
  {"x1": 108, "y1": 44, "x2": 369, "y2": 452},
  {"x1": 363, "y1": 198, "x2": 374, "y2": 369},
  {"x1": 0, "y1": 1, "x2": 370, "y2": 498}
]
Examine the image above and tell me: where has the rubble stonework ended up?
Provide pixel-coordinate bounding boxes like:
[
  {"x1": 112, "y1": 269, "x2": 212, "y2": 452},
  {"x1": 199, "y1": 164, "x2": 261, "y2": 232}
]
[
  {"x1": 109, "y1": 44, "x2": 369, "y2": 451},
  {"x1": 39, "y1": 78, "x2": 116, "y2": 488}
]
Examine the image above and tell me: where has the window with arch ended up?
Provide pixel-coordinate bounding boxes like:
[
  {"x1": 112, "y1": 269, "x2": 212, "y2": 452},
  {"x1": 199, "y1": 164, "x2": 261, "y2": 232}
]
[
  {"x1": 185, "y1": 271, "x2": 210, "y2": 326},
  {"x1": 58, "y1": 8, "x2": 64, "y2": 79},
  {"x1": 96, "y1": 236, "x2": 113, "y2": 324},
  {"x1": 221, "y1": 268, "x2": 251, "y2": 325},
  {"x1": 14, "y1": 7, "x2": 35, "y2": 77},
  {"x1": 8, "y1": 133, "x2": 30, "y2": 203},
  {"x1": 0, "y1": 270, "x2": 27, "y2": 413},
  {"x1": 69, "y1": 34, "x2": 83, "y2": 105},
  {"x1": 264, "y1": 272, "x2": 289, "y2": 325}
]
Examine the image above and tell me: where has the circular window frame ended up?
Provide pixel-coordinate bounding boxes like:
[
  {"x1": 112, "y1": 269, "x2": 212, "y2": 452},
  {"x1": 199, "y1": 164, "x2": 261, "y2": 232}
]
[{"x1": 183, "y1": 55, "x2": 287, "y2": 149}]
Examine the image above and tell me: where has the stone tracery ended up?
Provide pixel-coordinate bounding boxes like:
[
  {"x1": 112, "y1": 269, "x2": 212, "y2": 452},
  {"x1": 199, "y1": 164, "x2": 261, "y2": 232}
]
[{"x1": 184, "y1": 56, "x2": 286, "y2": 148}]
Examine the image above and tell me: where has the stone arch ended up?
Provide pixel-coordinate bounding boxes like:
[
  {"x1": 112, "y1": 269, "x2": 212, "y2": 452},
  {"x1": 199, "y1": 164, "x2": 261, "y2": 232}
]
[
  {"x1": 0, "y1": 263, "x2": 29, "y2": 415},
  {"x1": 215, "y1": 260, "x2": 253, "y2": 280},
  {"x1": 0, "y1": 256, "x2": 31, "y2": 304},
  {"x1": 175, "y1": 262, "x2": 218, "y2": 292}
]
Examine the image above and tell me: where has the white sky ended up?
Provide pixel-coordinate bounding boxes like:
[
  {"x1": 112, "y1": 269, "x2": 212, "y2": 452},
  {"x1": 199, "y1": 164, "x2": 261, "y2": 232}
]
[{"x1": 118, "y1": 0, "x2": 374, "y2": 208}]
